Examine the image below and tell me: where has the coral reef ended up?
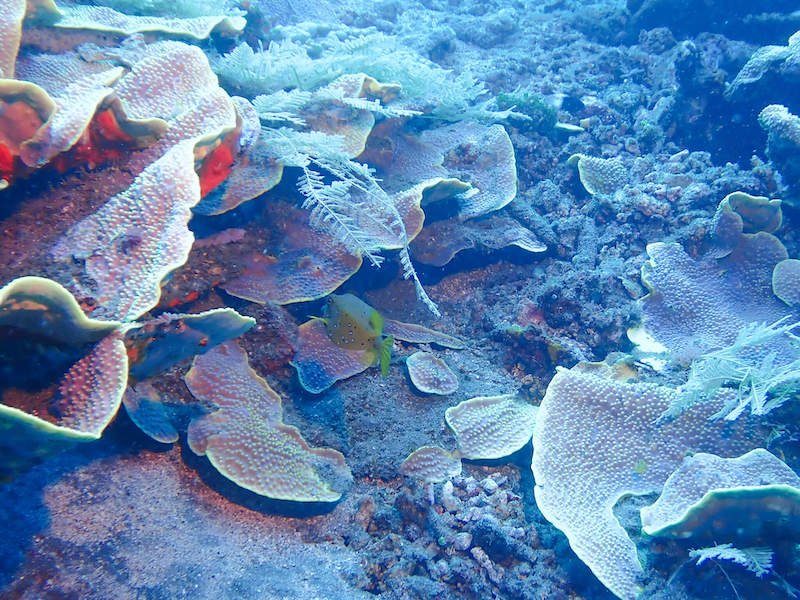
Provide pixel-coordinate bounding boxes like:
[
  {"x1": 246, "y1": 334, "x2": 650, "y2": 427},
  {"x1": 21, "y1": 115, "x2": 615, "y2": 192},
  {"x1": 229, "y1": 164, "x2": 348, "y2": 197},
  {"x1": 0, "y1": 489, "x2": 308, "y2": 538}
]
[
  {"x1": 1, "y1": 1, "x2": 799, "y2": 599},
  {"x1": 185, "y1": 341, "x2": 352, "y2": 502}
]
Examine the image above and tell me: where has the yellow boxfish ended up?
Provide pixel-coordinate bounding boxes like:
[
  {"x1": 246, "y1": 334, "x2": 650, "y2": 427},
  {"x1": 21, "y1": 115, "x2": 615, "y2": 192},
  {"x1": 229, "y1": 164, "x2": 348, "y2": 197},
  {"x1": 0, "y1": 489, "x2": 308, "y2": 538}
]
[{"x1": 320, "y1": 293, "x2": 394, "y2": 376}]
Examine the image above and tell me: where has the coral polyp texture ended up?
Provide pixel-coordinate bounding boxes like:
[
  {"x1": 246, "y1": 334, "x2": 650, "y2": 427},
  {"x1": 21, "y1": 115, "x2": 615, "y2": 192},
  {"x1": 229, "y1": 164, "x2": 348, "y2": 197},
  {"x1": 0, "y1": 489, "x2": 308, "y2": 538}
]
[
  {"x1": 0, "y1": 274, "x2": 254, "y2": 477},
  {"x1": 636, "y1": 195, "x2": 795, "y2": 363},
  {"x1": 26, "y1": 69, "x2": 134, "y2": 168},
  {"x1": 299, "y1": 74, "x2": 398, "y2": 157},
  {"x1": 185, "y1": 342, "x2": 352, "y2": 502},
  {"x1": 406, "y1": 351, "x2": 459, "y2": 395},
  {"x1": 0, "y1": 0, "x2": 25, "y2": 78},
  {"x1": 759, "y1": 104, "x2": 800, "y2": 205},
  {"x1": 0, "y1": 335, "x2": 128, "y2": 478},
  {"x1": 726, "y1": 31, "x2": 800, "y2": 103},
  {"x1": 193, "y1": 96, "x2": 283, "y2": 216},
  {"x1": 532, "y1": 364, "x2": 758, "y2": 600},
  {"x1": 0, "y1": 277, "x2": 127, "y2": 477},
  {"x1": 402, "y1": 394, "x2": 537, "y2": 486},
  {"x1": 53, "y1": 139, "x2": 217, "y2": 321},
  {"x1": 446, "y1": 394, "x2": 537, "y2": 460},
  {"x1": 639, "y1": 239, "x2": 788, "y2": 360},
  {"x1": 568, "y1": 153, "x2": 628, "y2": 196},
  {"x1": 0, "y1": 79, "x2": 55, "y2": 185},
  {"x1": 773, "y1": 259, "x2": 800, "y2": 307},
  {"x1": 400, "y1": 445, "x2": 462, "y2": 484},
  {"x1": 48, "y1": 41, "x2": 240, "y2": 321},
  {"x1": 716, "y1": 191, "x2": 782, "y2": 234},
  {"x1": 641, "y1": 449, "x2": 800, "y2": 543}
]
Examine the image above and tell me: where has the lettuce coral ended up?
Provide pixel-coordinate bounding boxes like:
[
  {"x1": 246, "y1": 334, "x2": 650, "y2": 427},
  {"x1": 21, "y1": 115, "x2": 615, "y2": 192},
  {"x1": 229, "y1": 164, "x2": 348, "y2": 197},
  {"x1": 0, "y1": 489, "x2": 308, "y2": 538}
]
[
  {"x1": 406, "y1": 351, "x2": 459, "y2": 395},
  {"x1": 224, "y1": 201, "x2": 363, "y2": 305},
  {"x1": 44, "y1": 4, "x2": 246, "y2": 40},
  {"x1": 637, "y1": 220, "x2": 791, "y2": 364},
  {"x1": 0, "y1": 276, "x2": 127, "y2": 477},
  {"x1": 445, "y1": 394, "x2": 536, "y2": 460},
  {"x1": 641, "y1": 449, "x2": 800, "y2": 543},
  {"x1": 0, "y1": 0, "x2": 25, "y2": 78},
  {"x1": 0, "y1": 274, "x2": 255, "y2": 475},
  {"x1": 51, "y1": 42, "x2": 238, "y2": 321},
  {"x1": 402, "y1": 394, "x2": 537, "y2": 486},
  {"x1": 532, "y1": 363, "x2": 758, "y2": 600},
  {"x1": 185, "y1": 341, "x2": 352, "y2": 502}
]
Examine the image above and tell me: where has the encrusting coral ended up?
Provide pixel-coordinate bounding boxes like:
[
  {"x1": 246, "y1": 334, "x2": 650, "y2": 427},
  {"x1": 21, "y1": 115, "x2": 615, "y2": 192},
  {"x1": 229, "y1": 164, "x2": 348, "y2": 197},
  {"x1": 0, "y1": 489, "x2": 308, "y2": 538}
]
[
  {"x1": 410, "y1": 213, "x2": 546, "y2": 267},
  {"x1": 369, "y1": 120, "x2": 518, "y2": 219},
  {"x1": 1, "y1": 0, "x2": 491, "y2": 500},
  {"x1": 725, "y1": 31, "x2": 800, "y2": 104},
  {"x1": 759, "y1": 104, "x2": 800, "y2": 206},
  {"x1": 0, "y1": 10, "x2": 257, "y2": 468}
]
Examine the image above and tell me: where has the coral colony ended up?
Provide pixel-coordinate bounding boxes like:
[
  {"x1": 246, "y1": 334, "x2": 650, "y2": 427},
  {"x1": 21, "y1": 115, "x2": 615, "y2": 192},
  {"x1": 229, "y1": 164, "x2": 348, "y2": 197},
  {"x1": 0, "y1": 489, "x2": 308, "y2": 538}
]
[{"x1": 1, "y1": 1, "x2": 800, "y2": 598}]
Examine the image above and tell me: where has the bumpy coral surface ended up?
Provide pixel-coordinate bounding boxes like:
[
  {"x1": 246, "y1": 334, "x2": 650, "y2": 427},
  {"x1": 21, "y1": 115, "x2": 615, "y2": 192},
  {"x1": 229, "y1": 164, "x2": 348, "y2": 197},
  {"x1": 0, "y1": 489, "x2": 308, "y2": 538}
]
[
  {"x1": 532, "y1": 365, "x2": 759, "y2": 599},
  {"x1": 186, "y1": 341, "x2": 352, "y2": 501},
  {"x1": 641, "y1": 449, "x2": 800, "y2": 542},
  {"x1": 2, "y1": 1, "x2": 800, "y2": 599}
]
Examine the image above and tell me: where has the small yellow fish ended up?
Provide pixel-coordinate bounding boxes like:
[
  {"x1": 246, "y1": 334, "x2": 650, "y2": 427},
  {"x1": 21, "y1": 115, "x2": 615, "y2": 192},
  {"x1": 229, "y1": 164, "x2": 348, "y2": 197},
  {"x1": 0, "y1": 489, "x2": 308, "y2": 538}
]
[{"x1": 321, "y1": 294, "x2": 393, "y2": 376}]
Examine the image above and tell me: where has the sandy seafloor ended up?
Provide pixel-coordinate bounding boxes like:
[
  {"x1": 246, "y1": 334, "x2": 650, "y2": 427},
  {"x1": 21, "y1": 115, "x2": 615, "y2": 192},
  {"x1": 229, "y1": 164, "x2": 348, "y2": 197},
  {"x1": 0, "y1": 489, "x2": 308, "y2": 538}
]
[{"x1": 2, "y1": 0, "x2": 800, "y2": 598}]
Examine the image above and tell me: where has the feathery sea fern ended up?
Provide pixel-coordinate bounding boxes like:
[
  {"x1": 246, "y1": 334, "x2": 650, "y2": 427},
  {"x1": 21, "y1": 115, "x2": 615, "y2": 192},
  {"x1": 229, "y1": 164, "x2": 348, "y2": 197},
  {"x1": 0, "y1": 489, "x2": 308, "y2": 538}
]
[
  {"x1": 260, "y1": 126, "x2": 440, "y2": 315},
  {"x1": 214, "y1": 25, "x2": 516, "y2": 122},
  {"x1": 252, "y1": 90, "x2": 313, "y2": 126},
  {"x1": 214, "y1": 23, "x2": 495, "y2": 316},
  {"x1": 690, "y1": 544, "x2": 774, "y2": 578},
  {"x1": 662, "y1": 317, "x2": 800, "y2": 421}
]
